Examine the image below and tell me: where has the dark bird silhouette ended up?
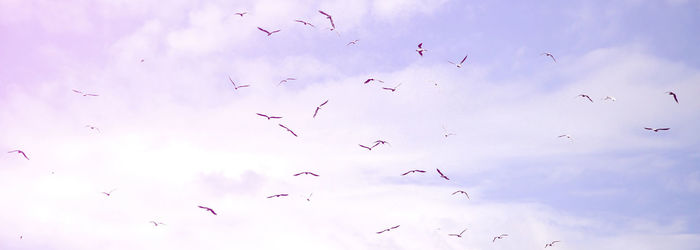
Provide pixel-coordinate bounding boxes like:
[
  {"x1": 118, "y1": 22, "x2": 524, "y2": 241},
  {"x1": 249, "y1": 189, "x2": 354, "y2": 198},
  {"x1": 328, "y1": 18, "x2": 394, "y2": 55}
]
[
  {"x1": 541, "y1": 52, "x2": 556, "y2": 62},
  {"x1": 7, "y1": 150, "x2": 29, "y2": 160},
  {"x1": 235, "y1": 12, "x2": 248, "y2": 17},
  {"x1": 401, "y1": 169, "x2": 426, "y2": 176},
  {"x1": 72, "y1": 89, "x2": 99, "y2": 97},
  {"x1": 318, "y1": 10, "x2": 335, "y2": 30},
  {"x1": 85, "y1": 125, "x2": 100, "y2": 132},
  {"x1": 364, "y1": 78, "x2": 384, "y2": 84},
  {"x1": 437, "y1": 168, "x2": 450, "y2": 180},
  {"x1": 448, "y1": 228, "x2": 467, "y2": 237},
  {"x1": 306, "y1": 193, "x2": 313, "y2": 202},
  {"x1": 545, "y1": 241, "x2": 560, "y2": 248},
  {"x1": 313, "y1": 100, "x2": 329, "y2": 118},
  {"x1": 558, "y1": 134, "x2": 573, "y2": 140},
  {"x1": 602, "y1": 96, "x2": 616, "y2": 102},
  {"x1": 256, "y1": 113, "x2": 282, "y2": 120},
  {"x1": 346, "y1": 39, "x2": 359, "y2": 46},
  {"x1": 372, "y1": 140, "x2": 390, "y2": 148},
  {"x1": 278, "y1": 124, "x2": 298, "y2": 137},
  {"x1": 442, "y1": 126, "x2": 456, "y2": 138},
  {"x1": 644, "y1": 127, "x2": 670, "y2": 132},
  {"x1": 376, "y1": 225, "x2": 400, "y2": 234},
  {"x1": 140, "y1": 59, "x2": 145, "y2": 63},
  {"x1": 267, "y1": 194, "x2": 288, "y2": 198},
  {"x1": 294, "y1": 172, "x2": 319, "y2": 177},
  {"x1": 382, "y1": 83, "x2": 402, "y2": 92},
  {"x1": 101, "y1": 189, "x2": 116, "y2": 196},
  {"x1": 416, "y1": 43, "x2": 427, "y2": 56},
  {"x1": 448, "y1": 54, "x2": 468, "y2": 68},
  {"x1": 358, "y1": 144, "x2": 373, "y2": 151},
  {"x1": 278, "y1": 77, "x2": 297, "y2": 85},
  {"x1": 666, "y1": 91, "x2": 679, "y2": 103},
  {"x1": 257, "y1": 27, "x2": 281, "y2": 36},
  {"x1": 228, "y1": 76, "x2": 250, "y2": 90},
  {"x1": 198, "y1": 205, "x2": 217, "y2": 215},
  {"x1": 493, "y1": 234, "x2": 508, "y2": 242},
  {"x1": 294, "y1": 19, "x2": 315, "y2": 27},
  {"x1": 452, "y1": 190, "x2": 470, "y2": 199},
  {"x1": 578, "y1": 94, "x2": 593, "y2": 103},
  {"x1": 149, "y1": 221, "x2": 165, "y2": 226}
]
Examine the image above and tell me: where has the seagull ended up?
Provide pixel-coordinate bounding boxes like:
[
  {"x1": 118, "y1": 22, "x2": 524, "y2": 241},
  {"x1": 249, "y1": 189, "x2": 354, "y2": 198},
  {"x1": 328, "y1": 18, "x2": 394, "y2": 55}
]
[
  {"x1": 416, "y1": 43, "x2": 427, "y2": 56},
  {"x1": 545, "y1": 241, "x2": 560, "y2": 248},
  {"x1": 644, "y1": 127, "x2": 670, "y2": 132},
  {"x1": 358, "y1": 144, "x2": 373, "y2": 151},
  {"x1": 372, "y1": 140, "x2": 390, "y2": 148},
  {"x1": 577, "y1": 94, "x2": 593, "y2": 103},
  {"x1": 72, "y1": 89, "x2": 99, "y2": 97},
  {"x1": 666, "y1": 91, "x2": 679, "y2": 103},
  {"x1": 278, "y1": 124, "x2": 298, "y2": 137},
  {"x1": 279, "y1": 78, "x2": 297, "y2": 85},
  {"x1": 541, "y1": 52, "x2": 556, "y2": 62},
  {"x1": 149, "y1": 221, "x2": 165, "y2": 227},
  {"x1": 401, "y1": 169, "x2": 426, "y2": 176},
  {"x1": 493, "y1": 234, "x2": 508, "y2": 242},
  {"x1": 257, "y1": 27, "x2": 280, "y2": 36},
  {"x1": 442, "y1": 126, "x2": 456, "y2": 138},
  {"x1": 198, "y1": 205, "x2": 217, "y2": 215},
  {"x1": 7, "y1": 150, "x2": 29, "y2": 160},
  {"x1": 346, "y1": 40, "x2": 359, "y2": 46},
  {"x1": 382, "y1": 83, "x2": 402, "y2": 92},
  {"x1": 228, "y1": 76, "x2": 250, "y2": 90},
  {"x1": 85, "y1": 125, "x2": 100, "y2": 132},
  {"x1": 318, "y1": 10, "x2": 335, "y2": 30},
  {"x1": 313, "y1": 100, "x2": 329, "y2": 118},
  {"x1": 101, "y1": 189, "x2": 116, "y2": 196},
  {"x1": 452, "y1": 190, "x2": 470, "y2": 199},
  {"x1": 558, "y1": 134, "x2": 573, "y2": 140},
  {"x1": 140, "y1": 59, "x2": 145, "y2": 63},
  {"x1": 448, "y1": 228, "x2": 467, "y2": 237},
  {"x1": 376, "y1": 225, "x2": 400, "y2": 234},
  {"x1": 294, "y1": 19, "x2": 315, "y2": 27},
  {"x1": 437, "y1": 168, "x2": 450, "y2": 180},
  {"x1": 294, "y1": 172, "x2": 319, "y2": 177},
  {"x1": 267, "y1": 194, "x2": 288, "y2": 199},
  {"x1": 306, "y1": 193, "x2": 313, "y2": 202},
  {"x1": 602, "y1": 96, "x2": 616, "y2": 102},
  {"x1": 364, "y1": 78, "x2": 384, "y2": 84},
  {"x1": 234, "y1": 12, "x2": 248, "y2": 17},
  {"x1": 448, "y1": 54, "x2": 468, "y2": 68},
  {"x1": 256, "y1": 113, "x2": 282, "y2": 120}
]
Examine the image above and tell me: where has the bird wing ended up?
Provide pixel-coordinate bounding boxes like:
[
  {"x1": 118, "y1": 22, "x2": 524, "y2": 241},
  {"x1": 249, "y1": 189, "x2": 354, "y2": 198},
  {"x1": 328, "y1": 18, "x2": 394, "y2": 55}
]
[
  {"x1": 72, "y1": 89, "x2": 83, "y2": 94},
  {"x1": 8, "y1": 150, "x2": 18, "y2": 153},
  {"x1": 257, "y1": 27, "x2": 270, "y2": 34},
  {"x1": 19, "y1": 151, "x2": 29, "y2": 160},
  {"x1": 328, "y1": 18, "x2": 335, "y2": 29},
  {"x1": 310, "y1": 172, "x2": 319, "y2": 176},
  {"x1": 359, "y1": 144, "x2": 371, "y2": 150},
  {"x1": 238, "y1": 85, "x2": 250, "y2": 88},
  {"x1": 228, "y1": 76, "x2": 237, "y2": 87},
  {"x1": 313, "y1": 107, "x2": 320, "y2": 118},
  {"x1": 418, "y1": 43, "x2": 422, "y2": 48},
  {"x1": 318, "y1": 10, "x2": 330, "y2": 17},
  {"x1": 418, "y1": 51, "x2": 424, "y2": 56},
  {"x1": 364, "y1": 79, "x2": 372, "y2": 84},
  {"x1": 452, "y1": 191, "x2": 459, "y2": 195},
  {"x1": 269, "y1": 116, "x2": 282, "y2": 119},
  {"x1": 672, "y1": 93, "x2": 679, "y2": 103},
  {"x1": 460, "y1": 229, "x2": 467, "y2": 234},
  {"x1": 657, "y1": 128, "x2": 670, "y2": 131},
  {"x1": 381, "y1": 87, "x2": 393, "y2": 91},
  {"x1": 461, "y1": 54, "x2": 468, "y2": 64},
  {"x1": 320, "y1": 100, "x2": 329, "y2": 107},
  {"x1": 644, "y1": 127, "x2": 653, "y2": 130},
  {"x1": 293, "y1": 173, "x2": 302, "y2": 176},
  {"x1": 401, "y1": 171, "x2": 412, "y2": 176},
  {"x1": 271, "y1": 30, "x2": 281, "y2": 34},
  {"x1": 86, "y1": 93, "x2": 99, "y2": 96},
  {"x1": 256, "y1": 113, "x2": 268, "y2": 118}
]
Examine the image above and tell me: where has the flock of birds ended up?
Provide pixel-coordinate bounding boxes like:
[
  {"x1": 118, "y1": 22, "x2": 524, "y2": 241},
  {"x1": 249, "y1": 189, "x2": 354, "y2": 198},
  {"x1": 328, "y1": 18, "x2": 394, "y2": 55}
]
[{"x1": 5, "y1": 7, "x2": 685, "y2": 249}]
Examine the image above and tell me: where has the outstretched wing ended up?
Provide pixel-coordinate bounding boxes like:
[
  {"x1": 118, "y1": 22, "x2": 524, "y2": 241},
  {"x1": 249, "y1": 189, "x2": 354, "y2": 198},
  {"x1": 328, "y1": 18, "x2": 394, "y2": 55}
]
[
  {"x1": 460, "y1": 54, "x2": 468, "y2": 64},
  {"x1": 257, "y1": 27, "x2": 270, "y2": 35}
]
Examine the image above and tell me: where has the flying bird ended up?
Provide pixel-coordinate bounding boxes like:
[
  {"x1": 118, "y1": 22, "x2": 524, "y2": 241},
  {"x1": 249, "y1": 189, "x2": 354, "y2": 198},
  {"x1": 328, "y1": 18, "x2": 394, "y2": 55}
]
[
  {"x1": 448, "y1": 228, "x2": 467, "y2": 237},
  {"x1": 306, "y1": 193, "x2": 313, "y2": 202},
  {"x1": 313, "y1": 99, "x2": 329, "y2": 118},
  {"x1": 318, "y1": 10, "x2": 336, "y2": 30},
  {"x1": 140, "y1": 59, "x2": 145, "y2": 63},
  {"x1": 602, "y1": 96, "x2": 616, "y2": 102},
  {"x1": 257, "y1": 27, "x2": 281, "y2": 36},
  {"x1": 346, "y1": 39, "x2": 359, "y2": 46},
  {"x1": 401, "y1": 169, "x2": 426, "y2": 176},
  {"x1": 448, "y1": 54, "x2": 468, "y2": 68},
  {"x1": 644, "y1": 127, "x2": 670, "y2": 132},
  {"x1": 267, "y1": 193, "x2": 288, "y2": 198},
  {"x1": 666, "y1": 91, "x2": 679, "y2": 103},
  {"x1": 256, "y1": 113, "x2": 282, "y2": 120},
  {"x1": 452, "y1": 190, "x2": 470, "y2": 199},
  {"x1": 493, "y1": 234, "x2": 508, "y2": 242},
  {"x1": 198, "y1": 205, "x2": 217, "y2": 215},
  {"x1": 235, "y1": 12, "x2": 248, "y2": 17},
  {"x1": 437, "y1": 168, "x2": 450, "y2": 180},
  {"x1": 278, "y1": 124, "x2": 298, "y2": 137},
  {"x1": 364, "y1": 78, "x2": 384, "y2": 84},
  {"x1": 372, "y1": 140, "x2": 390, "y2": 148},
  {"x1": 442, "y1": 126, "x2": 456, "y2": 138},
  {"x1": 545, "y1": 241, "x2": 560, "y2": 248},
  {"x1": 228, "y1": 76, "x2": 250, "y2": 90},
  {"x1": 101, "y1": 189, "x2": 116, "y2": 196},
  {"x1": 149, "y1": 221, "x2": 165, "y2": 226},
  {"x1": 294, "y1": 19, "x2": 315, "y2": 27},
  {"x1": 376, "y1": 225, "x2": 400, "y2": 234},
  {"x1": 85, "y1": 125, "x2": 100, "y2": 132},
  {"x1": 294, "y1": 172, "x2": 319, "y2": 177},
  {"x1": 382, "y1": 83, "x2": 402, "y2": 92},
  {"x1": 416, "y1": 43, "x2": 427, "y2": 56},
  {"x1": 278, "y1": 77, "x2": 297, "y2": 85},
  {"x1": 358, "y1": 144, "x2": 373, "y2": 151},
  {"x1": 72, "y1": 89, "x2": 99, "y2": 97},
  {"x1": 541, "y1": 52, "x2": 557, "y2": 62},
  {"x1": 7, "y1": 150, "x2": 29, "y2": 160},
  {"x1": 558, "y1": 134, "x2": 573, "y2": 140},
  {"x1": 577, "y1": 94, "x2": 593, "y2": 103}
]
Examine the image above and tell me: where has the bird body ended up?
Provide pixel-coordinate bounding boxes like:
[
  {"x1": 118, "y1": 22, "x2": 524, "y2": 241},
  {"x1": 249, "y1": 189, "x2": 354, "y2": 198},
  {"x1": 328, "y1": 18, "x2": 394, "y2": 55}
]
[
  {"x1": 416, "y1": 43, "x2": 427, "y2": 56},
  {"x1": 313, "y1": 100, "x2": 328, "y2": 118},
  {"x1": 278, "y1": 78, "x2": 297, "y2": 85},
  {"x1": 294, "y1": 20, "x2": 315, "y2": 27},
  {"x1": 545, "y1": 241, "x2": 560, "y2": 248},
  {"x1": 149, "y1": 221, "x2": 165, "y2": 226},
  {"x1": 448, "y1": 229, "x2": 467, "y2": 237},
  {"x1": 72, "y1": 89, "x2": 99, "y2": 97},
  {"x1": 278, "y1": 124, "x2": 298, "y2": 137},
  {"x1": 257, "y1": 27, "x2": 281, "y2": 36},
  {"x1": 364, "y1": 78, "x2": 384, "y2": 84},
  {"x1": 401, "y1": 169, "x2": 426, "y2": 176},
  {"x1": 437, "y1": 168, "x2": 450, "y2": 180},
  {"x1": 376, "y1": 225, "x2": 400, "y2": 234},
  {"x1": 346, "y1": 40, "x2": 359, "y2": 46},
  {"x1": 318, "y1": 10, "x2": 335, "y2": 30},
  {"x1": 666, "y1": 91, "x2": 679, "y2": 103},
  {"x1": 267, "y1": 194, "x2": 288, "y2": 198},
  {"x1": 644, "y1": 127, "x2": 670, "y2": 132},
  {"x1": 198, "y1": 205, "x2": 217, "y2": 215},
  {"x1": 448, "y1": 54, "x2": 468, "y2": 68},
  {"x1": 493, "y1": 234, "x2": 508, "y2": 242},
  {"x1": 256, "y1": 113, "x2": 282, "y2": 120},
  {"x1": 294, "y1": 172, "x2": 319, "y2": 176},
  {"x1": 578, "y1": 94, "x2": 593, "y2": 103},
  {"x1": 452, "y1": 190, "x2": 470, "y2": 199},
  {"x1": 235, "y1": 12, "x2": 247, "y2": 17},
  {"x1": 228, "y1": 76, "x2": 250, "y2": 90},
  {"x1": 602, "y1": 96, "x2": 616, "y2": 102},
  {"x1": 542, "y1": 52, "x2": 556, "y2": 62}
]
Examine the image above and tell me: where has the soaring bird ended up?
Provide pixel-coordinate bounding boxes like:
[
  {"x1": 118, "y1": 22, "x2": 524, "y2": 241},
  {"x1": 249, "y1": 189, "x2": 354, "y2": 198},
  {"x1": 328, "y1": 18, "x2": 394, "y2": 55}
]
[
  {"x1": 452, "y1": 190, "x2": 470, "y2": 199},
  {"x1": 376, "y1": 225, "x2": 400, "y2": 234},
  {"x1": 278, "y1": 124, "x2": 298, "y2": 137},
  {"x1": 545, "y1": 241, "x2": 560, "y2": 248},
  {"x1": 401, "y1": 169, "x2": 426, "y2": 176},
  {"x1": 364, "y1": 78, "x2": 384, "y2": 84},
  {"x1": 101, "y1": 189, "x2": 116, "y2": 196},
  {"x1": 541, "y1": 52, "x2": 557, "y2": 62},
  {"x1": 358, "y1": 144, "x2": 373, "y2": 151},
  {"x1": 577, "y1": 94, "x2": 593, "y2": 103},
  {"x1": 318, "y1": 10, "x2": 335, "y2": 30},
  {"x1": 416, "y1": 43, "x2": 427, "y2": 56},
  {"x1": 7, "y1": 150, "x2": 29, "y2": 160},
  {"x1": 382, "y1": 83, "x2": 402, "y2": 92},
  {"x1": 346, "y1": 40, "x2": 359, "y2": 46},
  {"x1": 437, "y1": 168, "x2": 450, "y2": 180},
  {"x1": 256, "y1": 113, "x2": 282, "y2": 120},
  {"x1": 228, "y1": 76, "x2": 250, "y2": 90},
  {"x1": 198, "y1": 205, "x2": 217, "y2": 215},
  {"x1": 558, "y1": 134, "x2": 573, "y2": 140},
  {"x1": 448, "y1": 54, "x2": 468, "y2": 68},
  {"x1": 85, "y1": 125, "x2": 100, "y2": 132},
  {"x1": 666, "y1": 91, "x2": 679, "y2": 103},
  {"x1": 72, "y1": 89, "x2": 99, "y2": 97},
  {"x1": 267, "y1": 194, "x2": 288, "y2": 198},
  {"x1": 257, "y1": 27, "x2": 280, "y2": 36},
  {"x1": 493, "y1": 234, "x2": 508, "y2": 242},
  {"x1": 313, "y1": 99, "x2": 329, "y2": 118},
  {"x1": 278, "y1": 77, "x2": 297, "y2": 85},
  {"x1": 442, "y1": 126, "x2": 456, "y2": 138},
  {"x1": 294, "y1": 19, "x2": 315, "y2": 27},
  {"x1": 372, "y1": 140, "x2": 390, "y2": 148},
  {"x1": 149, "y1": 221, "x2": 165, "y2": 226},
  {"x1": 602, "y1": 96, "x2": 616, "y2": 102},
  {"x1": 306, "y1": 193, "x2": 313, "y2": 202},
  {"x1": 644, "y1": 127, "x2": 670, "y2": 132},
  {"x1": 448, "y1": 228, "x2": 467, "y2": 238},
  {"x1": 294, "y1": 172, "x2": 319, "y2": 177},
  {"x1": 235, "y1": 12, "x2": 247, "y2": 17}
]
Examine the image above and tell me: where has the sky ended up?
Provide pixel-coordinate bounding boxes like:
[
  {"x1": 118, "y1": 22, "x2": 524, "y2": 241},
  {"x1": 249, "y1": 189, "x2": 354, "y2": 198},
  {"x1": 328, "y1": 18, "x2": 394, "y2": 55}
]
[{"x1": 1, "y1": 0, "x2": 700, "y2": 249}]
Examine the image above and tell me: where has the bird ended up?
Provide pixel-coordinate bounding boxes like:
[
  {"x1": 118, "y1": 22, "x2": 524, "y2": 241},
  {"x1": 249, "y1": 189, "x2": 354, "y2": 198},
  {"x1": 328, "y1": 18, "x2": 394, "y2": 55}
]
[
  {"x1": 401, "y1": 170, "x2": 426, "y2": 176},
  {"x1": 666, "y1": 91, "x2": 679, "y2": 103},
  {"x1": 493, "y1": 234, "x2": 508, "y2": 242},
  {"x1": 228, "y1": 76, "x2": 250, "y2": 90},
  {"x1": 452, "y1": 190, "x2": 470, "y2": 199},
  {"x1": 306, "y1": 193, "x2": 313, "y2": 202},
  {"x1": 72, "y1": 89, "x2": 99, "y2": 97},
  {"x1": 149, "y1": 221, "x2": 165, "y2": 226},
  {"x1": 358, "y1": 144, "x2": 373, "y2": 151},
  {"x1": 7, "y1": 150, "x2": 29, "y2": 160},
  {"x1": 140, "y1": 59, "x2": 145, "y2": 63},
  {"x1": 294, "y1": 172, "x2": 319, "y2": 177},
  {"x1": 294, "y1": 19, "x2": 315, "y2": 27},
  {"x1": 437, "y1": 168, "x2": 450, "y2": 180},
  {"x1": 313, "y1": 100, "x2": 329, "y2": 118},
  {"x1": 198, "y1": 205, "x2": 217, "y2": 215},
  {"x1": 19, "y1": 235, "x2": 22, "y2": 240},
  {"x1": 85, "y1": 125, "x2": 100, "y2": 132},
  {"x1": 577, "y1": 94, "x2": 593, "y2": 103},
  {"x1": 364, "y1": 78, "x2": 384, "y2": 84},
  {"x1": 256, "y1": 113, "x2": 282, "y2": 120},
  {"x1": 448, "y1": 54, "x2": 468, "y2": 68},
  {"x1": 101, "y1": 189, "x2": 116, "y2": 196},
  {"x1": 541, "y1": 52, "x2": 556, "y2": 62},
  {"x1": 382, "y1": 83, "x2": 402, "y2": 92},
  {"x1": 257, "y1": 27, "x2": 280, "y2": 36},
  {"x1": 318, "y1": 10, "x2": 335, "y2": 30},
  {"x1": 644, "y1": 127, "x2": 670, "y2": 132},
  {"x1": 442, "y1": 126, "x2": 456, "y2": 138},
  {"x1": 416, "y1": 43, "x2": 427, "y2": 56},
  {"x1": 372, "y1": 140, "x2": 390, "y2": 148},
  {"x1": 558, "y1": 134, "x2": 573, "y2": 140},
  {"x1": 376, "y1": 225, "x2": 400, "y2": 234},
  {"x1": 602, "y1": 96, "x2": 616, "y2": 102},
  {"x1": 267, "y1": 194, "x2": 288, "y2": 198},
  {"x1": 278, "y1": 124, "x2": 298, "y2": 137},
  {"x1": 545, "y1": 241, "x2": 560, "y2": 248},
  {"x1": 448, "y1": 228, "x2": 467, "y2": 237},
  {"x1": 234, "y1": 12, "x2": 248, "y2": 17},
  {"x1": 279, "y1": 77, "x2": 297, "y2": 85},
  {"x1": 346, "y1": 40, "x2": 359, "y2": 46}
]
